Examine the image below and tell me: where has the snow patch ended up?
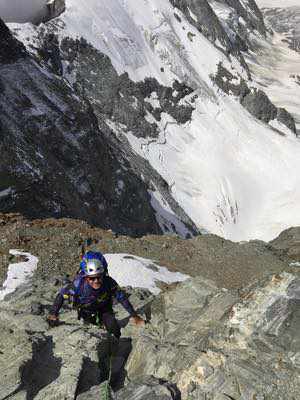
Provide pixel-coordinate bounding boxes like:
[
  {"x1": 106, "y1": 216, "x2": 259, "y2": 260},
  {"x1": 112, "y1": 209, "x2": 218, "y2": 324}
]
[
  {"x1": 105, "y1": 253, "x2": 189, "y2": 294},
  {"x1": 0, "y1": 250, "x2": 39, "y2": 301}
]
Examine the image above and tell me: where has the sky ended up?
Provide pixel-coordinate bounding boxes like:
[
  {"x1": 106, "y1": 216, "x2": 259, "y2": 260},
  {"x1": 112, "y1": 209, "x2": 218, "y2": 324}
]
[{"x1": 0, "y1": 0, "x2": 48, "y2": 23}]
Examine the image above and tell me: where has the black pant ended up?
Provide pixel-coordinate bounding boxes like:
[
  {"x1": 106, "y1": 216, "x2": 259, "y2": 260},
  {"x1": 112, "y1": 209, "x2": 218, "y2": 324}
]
[
  {"x1": 102, "y1": 311, "x2": 121, "y2": 339},
  {"x1": 80, "y1": 309, "x2": 121, "y2": 339}
]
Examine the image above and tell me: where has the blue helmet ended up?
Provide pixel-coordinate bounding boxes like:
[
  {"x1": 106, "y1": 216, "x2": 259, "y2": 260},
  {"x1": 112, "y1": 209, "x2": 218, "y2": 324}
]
[{"x1": 80, "y1": 251, "x2": 108, "y2": 277}]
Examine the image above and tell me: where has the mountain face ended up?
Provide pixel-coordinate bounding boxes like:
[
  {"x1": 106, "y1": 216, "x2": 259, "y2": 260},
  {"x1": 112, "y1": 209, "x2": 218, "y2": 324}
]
[
  {"x1": 4, "y1": 0, "x2": 300, "y2": 241},
  {"x1": 0, "y1": 18, "x2": 166, "y2": 237}
]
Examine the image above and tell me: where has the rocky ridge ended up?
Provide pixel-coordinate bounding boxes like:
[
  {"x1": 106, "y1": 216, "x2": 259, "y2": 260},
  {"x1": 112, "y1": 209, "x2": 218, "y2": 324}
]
[
  {"x1": 1, "y1": 213, "x2": 300, "y2": 290},
  {"x1": 0, "y1": 224, "x2": 299, "y2": 399},
  {"x1": 212, "y1": 62, "x2": 297, "y2": 134}
]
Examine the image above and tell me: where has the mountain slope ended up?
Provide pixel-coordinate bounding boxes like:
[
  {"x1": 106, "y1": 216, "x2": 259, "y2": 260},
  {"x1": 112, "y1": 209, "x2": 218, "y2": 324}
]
[
  {"x1": 0, "y1": 18, "x2": 164, "y2": 236},
  {"x1": 8, "y1": 0, "x2": 300, "y2": 241}
]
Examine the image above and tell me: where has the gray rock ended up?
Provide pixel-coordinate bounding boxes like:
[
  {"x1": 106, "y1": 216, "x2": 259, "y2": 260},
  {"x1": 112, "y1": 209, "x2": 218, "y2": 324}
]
[
  {"x1": 1, "y1": 266, "x2": 300, "y2": 400},
  {"x1": 30, "y1": 301, "x2": 44, "y2": 315},
  {"x1": 241, "y1": 88, "x2": 277, "y2": 123},
  {"x1": 0, "y1": 19, "x2": 27, "y2": 64},
  {"x1": 125, "y1": 273, "x2": 300, "y2": 399},
  {"x1": 277, "y1": 107, "x2": 297, "y2": 134},
  {"x1": 213, "y1": 63, "x2": 297, "y2": 134},
  {"x1": 269, "y1": 226, "x2": 300, "y2": 261}
]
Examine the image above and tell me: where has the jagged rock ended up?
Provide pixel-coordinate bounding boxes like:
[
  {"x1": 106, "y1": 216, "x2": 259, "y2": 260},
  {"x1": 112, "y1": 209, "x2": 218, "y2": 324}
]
[
  {"x1": 277, "y1": 107, "x2": 297, "y2": 134},
  {"x1": 0, "y1": 19, "x2": 27, "y2": 64},
  {"x1": 169, "y1": 0, "x2": 251, "y2": 75},
  {"x1": 270, "y1": 226, "x2": 300, "y2": 261},
  {"x1": 213, "y1": 64, "x2": 297, "y2": 134},
  {"x1": 126, "y1": 273, "x2": 300, "y2": 399},
  {"x1": 241, "y1": 88, "x2": 277, "y2": 123},
  {"x1": 0, "y1": 247, "x2": 300, "y2": 400},
  {"x1": 212, "y1": 62, "x2": 250, "y2": 98},
  {"x1": 77, "y1": 376, "x2": 179, "y2": 400},
  {"x1": 115, "y1": 376, "x2": 180, "y2": 399},
  {"x1": 55, "y1": 37, "x2": 194, "y2": 135}
]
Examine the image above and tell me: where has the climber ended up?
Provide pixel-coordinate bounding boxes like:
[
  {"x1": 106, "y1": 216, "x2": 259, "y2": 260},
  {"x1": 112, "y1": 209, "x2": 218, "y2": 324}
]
[{"x1": 47, "y1": 251, "x2": 145, "y2": 338}]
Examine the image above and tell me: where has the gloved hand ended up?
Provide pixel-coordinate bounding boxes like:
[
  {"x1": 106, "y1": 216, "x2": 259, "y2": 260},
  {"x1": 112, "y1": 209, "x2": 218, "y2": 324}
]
[
  {"x1": 130, "y1": 315, "x2": 145, "y2": 326},
  {"x1": 47, "y1": 314, "x2": 60, "y2": 327}
]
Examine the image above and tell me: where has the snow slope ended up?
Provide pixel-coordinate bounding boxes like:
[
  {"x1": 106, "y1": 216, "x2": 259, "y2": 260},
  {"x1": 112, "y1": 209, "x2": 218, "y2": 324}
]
[{"x1": 9, "y1": 0, "x2": 300, "y2": 242}]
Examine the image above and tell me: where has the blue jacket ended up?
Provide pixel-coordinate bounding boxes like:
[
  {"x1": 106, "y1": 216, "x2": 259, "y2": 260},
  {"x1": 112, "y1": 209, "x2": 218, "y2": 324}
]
[{"x1": 51, "y1": 275, "x2": 136, "y2": 317}]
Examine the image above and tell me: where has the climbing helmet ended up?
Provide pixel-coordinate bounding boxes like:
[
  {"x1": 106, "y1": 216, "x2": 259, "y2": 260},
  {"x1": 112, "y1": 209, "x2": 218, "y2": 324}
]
[{"x1": 80, "y1": 251, "x2": 107, "y2": 277}]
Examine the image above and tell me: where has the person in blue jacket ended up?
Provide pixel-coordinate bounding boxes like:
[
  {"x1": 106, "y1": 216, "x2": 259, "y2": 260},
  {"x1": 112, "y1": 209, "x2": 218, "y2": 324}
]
[{"x1": 47, "y1": 251, "x2": 144, "y2": 338}]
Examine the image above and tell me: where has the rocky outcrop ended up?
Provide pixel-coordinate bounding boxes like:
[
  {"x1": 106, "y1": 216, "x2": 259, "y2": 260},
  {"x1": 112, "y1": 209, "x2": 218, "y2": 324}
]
[
  {"x1": 0, "y1": 214, "x2": 293, "y2": 290},
  {"x1": 221, "y1": 0, "x2": 266, "y2": 36},
  {"x1": 0, "y1": 19, "x2": 162, "y2": 237},
  {"x1": 241, "y1": 88, "x2": 277, "y2": 123},
  {"x1": 277, "y1": 107, "x2": 297, "y2": 133},
  {"x1": 269, "y1": 226, "x2": 300, "y2": 262},
  {"x1": 0, "y1": 264, "x2": 299, "y2": 399},
  {"x1": 37, "y1": 35, "x2": 195, "y2": 138},
  {"x1": 0, "y1": 19, "x2": 27, "y2": 64},
  {"x1": 125, "y1": 273, "x2": 300, "y2": 399},
  {"x1": 212, "y1": 62, "x2": 297, "y2": 134},
  {"x1": 170, "y1": 0, "x2": 250, "y2": 74}
]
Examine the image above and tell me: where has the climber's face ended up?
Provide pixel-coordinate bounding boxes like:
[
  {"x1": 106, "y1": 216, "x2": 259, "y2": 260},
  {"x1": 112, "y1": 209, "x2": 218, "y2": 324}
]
[{"x1": 86, "y1": 275, "x2": 102, "y2": 289}]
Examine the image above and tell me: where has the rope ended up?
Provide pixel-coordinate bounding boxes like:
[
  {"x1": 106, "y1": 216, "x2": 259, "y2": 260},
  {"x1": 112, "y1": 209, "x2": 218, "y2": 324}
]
[{"x1": 99, "y1": 333, "x2": 114, "y2": 400}]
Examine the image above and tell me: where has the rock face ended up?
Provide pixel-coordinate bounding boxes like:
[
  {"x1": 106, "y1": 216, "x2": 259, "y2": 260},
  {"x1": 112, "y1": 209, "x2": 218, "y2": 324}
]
[
  {"x1": 270, "y1": 226, "x2": 300, "y2": 261},
  {"x1": 0, "y1": 266, "x2": 299, "y2": 399},
  {"x1": 241, "y1": 88, "x2": 278, "y2": 123},
  {"x1": 0, "y1": 19, "x2": 163, "y2": 237},
  {"x1": 126, "y1": 273, "x2": 300, "y2": 399},
  {"x1": 277, "y1": 107, "x2": 297, "y2": 134},
  {"x1": 0, "y1": 19, "x2": 27, "y2": 63},
  {"x1": 212, "y1": 62, "x2": 297, "y2": 134},
  {"x1": 2, "y1": 20, "x2": 200, "y2": 237},
  {"x1": 170, "y1": 0, "x2": 250, "y2": 73}
]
